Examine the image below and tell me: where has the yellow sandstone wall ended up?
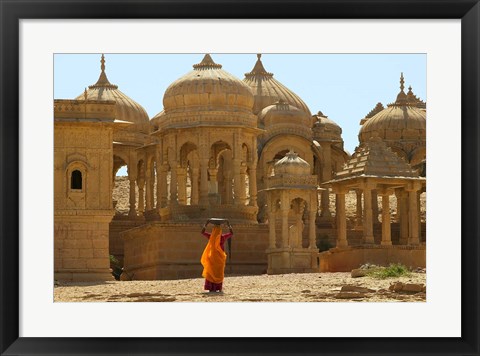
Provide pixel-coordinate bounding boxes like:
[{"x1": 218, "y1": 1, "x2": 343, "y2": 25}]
[
  {"x1": 54, "y1": 215, "x2": 113, "y2": 281},
  {"x1": 54, "y1": 121, "x2": 114, "y2": 281},
  {"x1": 318, "y1": 245, "x2": 426, "y2": 272},
  {"x1": 122, "y1": 223, "x2": 269, "y2": 280}
]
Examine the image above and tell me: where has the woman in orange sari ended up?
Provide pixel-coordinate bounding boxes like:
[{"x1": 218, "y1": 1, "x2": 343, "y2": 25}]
[{"x1": 200, "y1": 219, "x2": 233, "y2": 292}]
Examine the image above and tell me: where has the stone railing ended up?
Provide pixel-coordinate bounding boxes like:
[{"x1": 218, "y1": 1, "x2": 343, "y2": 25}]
[
  {"x1": 163, "y1": 204, "x2": 259, "y2": 224},
  {"x1": 54, "y1": 99, "x2": 116, "y2": 121},
  {"x1": 157, "y1": 110, "x2": 258, "y2": 131},
  {"x1": 267, "y1": 175, "x2": 318, "y2": 188}
]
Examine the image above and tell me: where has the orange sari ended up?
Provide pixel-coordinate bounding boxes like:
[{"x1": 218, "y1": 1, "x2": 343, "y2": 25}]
[{"x1": 201, "y1": 226, "x2": 227, "y2": 284}]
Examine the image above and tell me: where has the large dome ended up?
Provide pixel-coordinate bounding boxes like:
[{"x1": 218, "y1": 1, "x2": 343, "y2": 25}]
[
  {"x1": 76, "y1": 55, "x2": 149, "y2": 134},
  {"x1": 359, "y1": 74, "x2": 426, "y2": 144},
  {"x1": 162, "y1": 54, "x2": 254, "y2": 113},
  {"x1": 243, "y1": 54, "x2": 311, "y2": 116}
]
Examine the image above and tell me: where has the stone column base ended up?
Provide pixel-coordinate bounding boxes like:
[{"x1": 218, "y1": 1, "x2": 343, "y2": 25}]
[
  {"x1": 55, "y1": 270, "x2": 113, "y2": 282},
  {"x1": 266, "y1": 248, "x2": 319, "y2": 274}
]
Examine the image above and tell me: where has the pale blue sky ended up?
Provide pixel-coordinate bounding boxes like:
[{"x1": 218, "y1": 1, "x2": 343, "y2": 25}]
[{"x1": 54, "y1": 53, "x2": 426, "y2": 175}]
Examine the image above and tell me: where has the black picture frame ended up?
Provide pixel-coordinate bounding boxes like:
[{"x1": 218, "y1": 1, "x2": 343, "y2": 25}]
[{"x1": 1, "y1": 1, "x2": 479, "y2": 355}]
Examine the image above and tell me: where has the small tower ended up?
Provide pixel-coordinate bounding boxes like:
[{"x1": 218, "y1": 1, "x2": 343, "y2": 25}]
[
  {"x1": 53, "y1": 89, "x2": 126, "y2": 281},
  {"x1": 264, "y1": 151, "x2": 320, "y2": 274}
]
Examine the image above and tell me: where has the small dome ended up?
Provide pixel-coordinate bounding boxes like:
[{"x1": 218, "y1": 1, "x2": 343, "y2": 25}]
[
  {"x1": 243, "y1": 54, "x2": 311, "y2": 116},
  {"x1": 312, "y1": 111, "x2": 342, "y2": 141},
  {"x1": 359, "y1": 73, "x2": 426, "y2": 144},
  {"x1": 76, "y1": 55, "x2": 149, "y2": 134},
  {"x1": 274, "y1": 151, "x2": 310, "y2": 176},
  {"x1": 163, "y1": 54, "x2": 254, "y2": 113},
  {"x1": 150, "y1": 110, "x2": 165, "y2": 132},
  {"x1": 258, "y1": 100, "x2": 311, "y2": 129}
]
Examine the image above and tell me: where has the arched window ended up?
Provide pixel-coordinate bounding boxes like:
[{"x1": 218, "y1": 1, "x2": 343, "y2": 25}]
[{"x1": 71, "y1": 170, "x2": 82, "y2": 189}]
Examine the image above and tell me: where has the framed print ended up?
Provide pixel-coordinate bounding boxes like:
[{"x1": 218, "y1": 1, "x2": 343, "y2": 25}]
[{"x1": 1, "y1": 0, "x2": 479, "y2": 355}]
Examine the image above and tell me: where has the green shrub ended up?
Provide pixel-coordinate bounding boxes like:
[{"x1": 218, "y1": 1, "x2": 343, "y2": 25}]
[
  {"x1": 109, "y1": 255, "x2": 122, "y2": 281},
  {"x1": 366, "y1": 263, "x2": 411, "y2": 279},
  {"x1": 316, "y1": 235, "x2": 333, "y2": 251}
]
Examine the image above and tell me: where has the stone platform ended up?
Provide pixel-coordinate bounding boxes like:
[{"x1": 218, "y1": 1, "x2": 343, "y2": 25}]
[
  {"x1": 121, "y1": 222, "x2": 269, "y2": 280},
  {"x1": 318, "y1": 244, "x2": 426, "y2": 272}
]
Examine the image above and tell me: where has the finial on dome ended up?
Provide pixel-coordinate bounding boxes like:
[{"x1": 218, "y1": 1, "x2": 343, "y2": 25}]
[
  {"x1": 394, "y1": 73, "x2": 408, "y2": 105},
  {"x1": 100, "y1": 54, "x2": 105, "y2": 72},
  {"x1": 245, "y1": 53, "x2": 273, "y2": 78},
  {"x1": 84, "y1": 88, "x2": 88, "y2": 101},
  {"x1": 193, "y1": 54, "x2": 222, "y2": 70},
  {"x1": 89, "y1": 54, "x2": 118, "y2": 89}
]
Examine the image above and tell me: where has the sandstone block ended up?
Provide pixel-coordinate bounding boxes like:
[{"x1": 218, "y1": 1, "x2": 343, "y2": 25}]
[
  {"x1": 86, "y1": 258, "x2": 109, "y2": 269},
  {"x1": 92, "y1": 239, "x2": 109, "y2": 249},
  {"x1": 341, "y1": 285, "x2": 375, "y2": 293},
  {"x1": 63, "y1": 259, "x2": 87, "y2": 269},
  {"x1": 93, "y1": 248, "x2": 109, "y2": 258},
  {"x1": 61, "y1": 248, "x2": 79, "y2": 258},
  {"x1": 351, "y1": 268, "x2": 368, "y2": 278},
  {"x1": 334, "y1": 292, "x2": 366, "y2": 299},
  {"x1": 402, "y1": 283, "x2": 424, "y2": 293},
  {"x1": 64, "y1": 239, "x2": 92, "y2": 249},
  {"x1": 78, "y1": 249, "x2": 94, "y2": 258},
  {"x1": 389, "y1": 282, "x2": 404, "y2": 292}
]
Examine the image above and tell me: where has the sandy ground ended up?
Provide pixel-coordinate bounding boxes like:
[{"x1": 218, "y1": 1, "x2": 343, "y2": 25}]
[{"x1": 54, "y1": 272, "x2": 426, "y2": 303}]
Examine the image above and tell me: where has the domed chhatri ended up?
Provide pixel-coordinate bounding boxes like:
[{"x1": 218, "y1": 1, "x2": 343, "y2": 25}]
[
  {"x1": 76, "y1": 54, "x2": 150, "y2": 134},
  {"x1": 312, "y1": 111, "x2": 342, "y2": 142},
  {"x1": 358, "y1": 73, "x2": 426, "y2": 161},
  {"x1": 53, "y1": 55, "x2": 426, "y2": 282},
  {"x1": 243, "y1": 54, "x2": 311, "y2": 116},
  {"x1": 274, "y1": 150, "x2": 311, "y2": 176},
  {"x1": 162, "y1": 54, "x2": 254, "y2": 114},
  {"x1": 259, "y1": 100, "x2": 311, "y2": 128}
]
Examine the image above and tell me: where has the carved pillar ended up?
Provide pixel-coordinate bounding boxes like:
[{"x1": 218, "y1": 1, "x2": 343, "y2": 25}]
[
  {"x1": 267, "y1": 194, "x2": 276, "y2": 248},
  {"x1": 372, "y1": 190, "x2": 379, "y2": 224},
  {"x1": 177, "y1": 167, "x2": 187, "y2": 205},
  {"x1": 363, "y1": 183, "x2": 375, "y2": 244},
  {"x1": 407, "y1": 183, "x2": 421, "y2": 245},
  {"x1": 355, "y1": 189, "x2": 363, "y2": 229},
  {"x1": 397, "y1": 189, "x2": 409, "y2": 244},
  {"x1": 208, "y1": 168, "x2": 218, "y2": 194},
  {"x1": 292, "y1": 205, "x2": 303, "y2": 248},
  {"x1": 233, "y1": 158, "x2": 242, "y2": 205},
  {"x1": 308, "y1": 205, "x2": 317, "y2": 249},
  {"x1": 145, "y1": 166, "x2": 152, "y2": 211},
  {"x1": 417, "y1": 190, "x2": 422, "y2": 242},
  {"x1": 224, "y1": 170, "x2": 233, "y2": 205},
  {"x1": 127, "y1": 165, "x2": 137, "y2": 217},
  {"x1": 199, "y1": 158, "x2": 209, "y2": 205},
  {"x1": 158, "y1": 164, "x2": 168, "y2": 209},
  {"x1": 239, "y1": 162, "x2": 248, "y2": 205},
  {"x1": 281, "y1": 195, "x2": 290, "y2": 248},
  {"x1": 149, "y1": 165, "x2": 155, "y2": 209},
  {"x1": 320, "y1": 144, "x2": 332, "y2": 218},
  {"x1": 381, "y1": 191, "x2": 392, "y2": 245},
  {"x1": 170, "y1": 165, "x2": 178, "y2": 205},
  {"x1": 137, "y1": 178, "x2": 145, "y2": 214},
  {"x1": 191, "y1": 167, "x2": 199, "y2": 205},
  {"x1": 335, "y1": 189, "x2": 348, "y2": 248},
  {"x1": 248, "y1": 163, "x2": 258, "y2": 207}
]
